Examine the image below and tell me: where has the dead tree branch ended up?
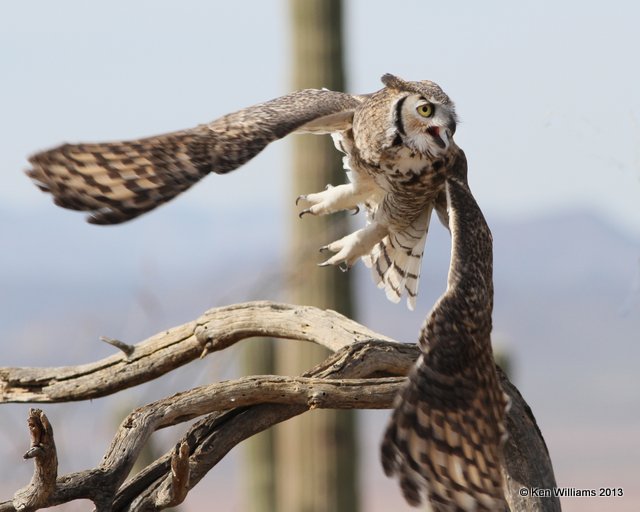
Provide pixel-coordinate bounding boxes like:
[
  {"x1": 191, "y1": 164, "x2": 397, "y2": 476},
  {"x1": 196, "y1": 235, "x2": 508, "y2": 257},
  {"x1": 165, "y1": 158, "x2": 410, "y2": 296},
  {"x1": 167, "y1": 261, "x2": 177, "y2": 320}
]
[
  {"x1": 10, "y1": 409, "x2": 58, "y2": 511},
  {"x1": 0, "y1": 302, "x2": 558, "y2": 511},
  {"x1": 0, "y1": 301, "x2": 394, "y2": 403}
]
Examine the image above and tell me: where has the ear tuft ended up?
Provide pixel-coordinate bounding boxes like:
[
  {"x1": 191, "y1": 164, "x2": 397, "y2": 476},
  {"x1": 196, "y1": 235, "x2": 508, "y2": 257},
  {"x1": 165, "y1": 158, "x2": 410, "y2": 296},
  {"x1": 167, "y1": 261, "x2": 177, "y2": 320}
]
[{"x1": 381, "y1": 73, "x2": 407, "y2": 89}]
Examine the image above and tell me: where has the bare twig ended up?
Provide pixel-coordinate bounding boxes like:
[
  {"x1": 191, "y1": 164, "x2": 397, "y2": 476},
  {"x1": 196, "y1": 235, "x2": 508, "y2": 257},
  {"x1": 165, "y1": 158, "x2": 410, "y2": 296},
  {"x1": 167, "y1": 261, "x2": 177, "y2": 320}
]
[
  {"x1": 9, "y1": 409, "x2": 58, "y2": 512},
  {"x1": 154, "y1": 442, "x2": 190, "y2": 509},
  {"x1": 99, "y1": 336, "x2": 135, "y2": 358}
]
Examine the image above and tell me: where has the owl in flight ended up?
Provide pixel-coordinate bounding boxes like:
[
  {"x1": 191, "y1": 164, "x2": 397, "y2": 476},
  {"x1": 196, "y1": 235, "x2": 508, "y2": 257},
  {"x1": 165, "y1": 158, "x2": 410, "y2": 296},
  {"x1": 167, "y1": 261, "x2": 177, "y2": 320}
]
[{"x1": 27, "y1": 74, "x2": 459, "y2": 309}]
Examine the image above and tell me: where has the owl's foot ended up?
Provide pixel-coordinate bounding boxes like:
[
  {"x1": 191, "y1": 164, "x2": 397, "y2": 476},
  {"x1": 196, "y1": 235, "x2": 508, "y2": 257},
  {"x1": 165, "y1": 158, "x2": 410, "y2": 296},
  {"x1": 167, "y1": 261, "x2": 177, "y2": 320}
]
[
  {"x1": 297, "y1": 183, "x2": 364, "y2": 217},
  {"x1": 318, "y1": 223, "x2": 388, "y2": 269},
  {"x1": 300, "y1": 205, "x2": 359, "y2": 217}
]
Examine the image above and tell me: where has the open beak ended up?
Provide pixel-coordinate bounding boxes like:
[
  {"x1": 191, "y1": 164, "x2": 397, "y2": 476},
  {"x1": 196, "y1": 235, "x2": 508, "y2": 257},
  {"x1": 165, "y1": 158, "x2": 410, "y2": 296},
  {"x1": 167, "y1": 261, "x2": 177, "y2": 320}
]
[{"x1": 426, "y1": 126, "x2": 450, "y2": 149}]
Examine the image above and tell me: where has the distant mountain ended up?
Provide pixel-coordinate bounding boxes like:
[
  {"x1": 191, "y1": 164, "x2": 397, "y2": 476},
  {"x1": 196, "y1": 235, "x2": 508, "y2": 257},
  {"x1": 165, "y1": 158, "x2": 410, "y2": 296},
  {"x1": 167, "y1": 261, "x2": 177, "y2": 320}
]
[
  {"x1": 3, "y1": 206, "x2": 638, "y2": 383},
  {"x1": 490, "y1": 211, "x2": 639, "y2": 400}
]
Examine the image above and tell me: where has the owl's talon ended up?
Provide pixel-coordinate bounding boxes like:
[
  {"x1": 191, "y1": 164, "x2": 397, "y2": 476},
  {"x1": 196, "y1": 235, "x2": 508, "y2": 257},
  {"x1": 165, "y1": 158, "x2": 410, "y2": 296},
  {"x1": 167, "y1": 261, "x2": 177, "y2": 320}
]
[
  {"x1": 318, "y1": 255, "x2": 351, "y2": 271},
  {"x1": 319, "y1": 245, "x2": 329, "y2": 253},
  {"x1": 350, "y1": 206, "x2": 360, "y2": 216},
  {"x1": 293, "y1": 183, "x2": 364, "y2": 217},
  {"x1": 299, "y1": 209, "x2": 311, "y2": 218}
]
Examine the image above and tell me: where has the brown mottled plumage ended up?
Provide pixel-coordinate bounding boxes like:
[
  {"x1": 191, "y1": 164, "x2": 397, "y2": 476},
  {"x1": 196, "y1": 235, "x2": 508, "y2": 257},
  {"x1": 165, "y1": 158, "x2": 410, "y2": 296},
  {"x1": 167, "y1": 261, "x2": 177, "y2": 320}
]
[
  {"x1": 380, "y1": 150, "x2": 510, "y2": 510},
  {"x1": 27, "y1": 74, "x2": 459, "y2": 308},
  {"x1": 27, "y1": 90, "x2": 359, "y2": 225}
]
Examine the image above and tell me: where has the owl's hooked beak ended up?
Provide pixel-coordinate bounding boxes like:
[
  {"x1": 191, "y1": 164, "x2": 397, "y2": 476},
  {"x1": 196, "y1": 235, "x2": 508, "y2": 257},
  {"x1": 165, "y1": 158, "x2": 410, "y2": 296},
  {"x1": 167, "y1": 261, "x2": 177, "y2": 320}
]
[{"x1": 426, "y1": 126, "x2": 450, "y2": 150}]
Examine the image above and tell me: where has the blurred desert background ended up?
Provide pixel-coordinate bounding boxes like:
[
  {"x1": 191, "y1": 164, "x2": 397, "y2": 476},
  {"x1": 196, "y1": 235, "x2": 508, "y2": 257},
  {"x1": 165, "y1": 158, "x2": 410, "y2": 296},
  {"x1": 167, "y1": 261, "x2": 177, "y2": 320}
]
[{"x1": 1, "y1": 1, "x2": 639, "y2": 511}]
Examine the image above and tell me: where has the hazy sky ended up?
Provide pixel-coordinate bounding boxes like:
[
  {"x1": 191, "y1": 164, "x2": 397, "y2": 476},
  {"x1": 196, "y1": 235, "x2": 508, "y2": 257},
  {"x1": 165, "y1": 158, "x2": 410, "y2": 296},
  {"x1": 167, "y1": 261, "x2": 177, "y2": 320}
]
[{"x1": 1, "y1": 0, "x2": 639, "y2": 236}]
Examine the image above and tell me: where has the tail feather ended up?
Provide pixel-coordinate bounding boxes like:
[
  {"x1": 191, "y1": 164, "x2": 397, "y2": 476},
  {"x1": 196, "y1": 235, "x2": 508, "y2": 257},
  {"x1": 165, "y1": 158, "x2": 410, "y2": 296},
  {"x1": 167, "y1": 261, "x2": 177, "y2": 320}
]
[{"x1": 362, "y1": 207, "x2": 432, "y2": 310}]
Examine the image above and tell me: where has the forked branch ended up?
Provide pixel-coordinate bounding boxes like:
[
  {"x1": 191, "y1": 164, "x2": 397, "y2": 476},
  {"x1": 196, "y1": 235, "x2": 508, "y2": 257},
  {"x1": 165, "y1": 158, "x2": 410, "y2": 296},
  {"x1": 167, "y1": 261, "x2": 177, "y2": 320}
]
[{"x1": 0, "y1": 302, "x2": 558, "y2": 511}]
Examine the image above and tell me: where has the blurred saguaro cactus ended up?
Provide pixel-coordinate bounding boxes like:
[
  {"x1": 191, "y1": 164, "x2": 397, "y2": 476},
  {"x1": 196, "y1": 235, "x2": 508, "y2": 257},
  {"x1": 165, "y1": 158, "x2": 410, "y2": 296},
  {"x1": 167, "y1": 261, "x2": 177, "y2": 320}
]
[{"x1": 275, "y1": 1, "x2": 359, "y2": 511}]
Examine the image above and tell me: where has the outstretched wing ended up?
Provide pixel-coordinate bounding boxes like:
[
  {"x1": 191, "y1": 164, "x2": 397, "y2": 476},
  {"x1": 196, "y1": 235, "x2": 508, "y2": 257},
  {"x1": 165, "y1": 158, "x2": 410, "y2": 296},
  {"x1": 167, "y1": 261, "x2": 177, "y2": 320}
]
[
  {"x1": 381, "y1": 161, "x2": 510, "y2": 510},
  {"x1": 27, "y1": 89, "x2": 361, "y2": 224},
  {"x1": 380, "y1": 347, "x2": 508, "y2": 510}
]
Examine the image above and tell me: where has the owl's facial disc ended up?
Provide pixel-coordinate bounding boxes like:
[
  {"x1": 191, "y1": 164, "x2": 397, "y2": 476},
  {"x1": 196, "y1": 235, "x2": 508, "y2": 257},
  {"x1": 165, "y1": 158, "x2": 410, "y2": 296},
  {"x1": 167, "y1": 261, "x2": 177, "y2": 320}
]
[{"x1": 397, "y1": 94, "x2": 455, "y2": 155}]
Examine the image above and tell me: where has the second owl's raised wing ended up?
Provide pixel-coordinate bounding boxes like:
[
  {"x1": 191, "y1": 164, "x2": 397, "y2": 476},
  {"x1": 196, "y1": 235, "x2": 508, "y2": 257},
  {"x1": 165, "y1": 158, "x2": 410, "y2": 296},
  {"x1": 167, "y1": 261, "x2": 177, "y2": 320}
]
[{"x1": 27, "y1": 89, "x2": 361, "y2": 224}]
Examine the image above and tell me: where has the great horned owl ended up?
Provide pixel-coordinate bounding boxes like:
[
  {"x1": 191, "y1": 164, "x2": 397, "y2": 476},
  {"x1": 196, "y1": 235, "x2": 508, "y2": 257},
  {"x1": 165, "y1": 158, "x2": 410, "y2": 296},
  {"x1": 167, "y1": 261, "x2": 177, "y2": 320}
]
[{"x1": 27, "y1": 74, "x2": 459, "y2": 309}]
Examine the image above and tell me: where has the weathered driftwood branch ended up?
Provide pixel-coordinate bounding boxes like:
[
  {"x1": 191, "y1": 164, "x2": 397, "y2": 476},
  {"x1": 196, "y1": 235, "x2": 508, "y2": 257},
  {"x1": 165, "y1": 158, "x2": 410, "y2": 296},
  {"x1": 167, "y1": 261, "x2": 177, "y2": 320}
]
[
  {"x1": 10, "y1": 409, "x2": 58, "y2": 511},
  {"x1": 0, "y1": 302, "x2": 558, "y2": 511},
  {"x1": 0, "y1": 301, "x2": 394, "y2": 403}
]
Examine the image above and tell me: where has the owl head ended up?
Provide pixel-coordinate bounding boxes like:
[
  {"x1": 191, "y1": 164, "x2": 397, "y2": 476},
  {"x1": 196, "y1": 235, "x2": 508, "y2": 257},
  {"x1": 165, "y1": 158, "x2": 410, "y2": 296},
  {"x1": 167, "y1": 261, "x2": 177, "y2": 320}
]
[{"x1": 379, "y1": 73, "x2": 458, "y2": 157}]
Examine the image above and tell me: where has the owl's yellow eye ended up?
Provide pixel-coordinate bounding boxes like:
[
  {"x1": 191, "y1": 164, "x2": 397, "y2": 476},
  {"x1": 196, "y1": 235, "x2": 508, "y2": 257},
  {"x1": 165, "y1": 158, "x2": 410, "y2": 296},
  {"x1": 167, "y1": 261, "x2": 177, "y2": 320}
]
[{"x1": 416, "y1": 103, "x2": 434, "y2": 118}]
